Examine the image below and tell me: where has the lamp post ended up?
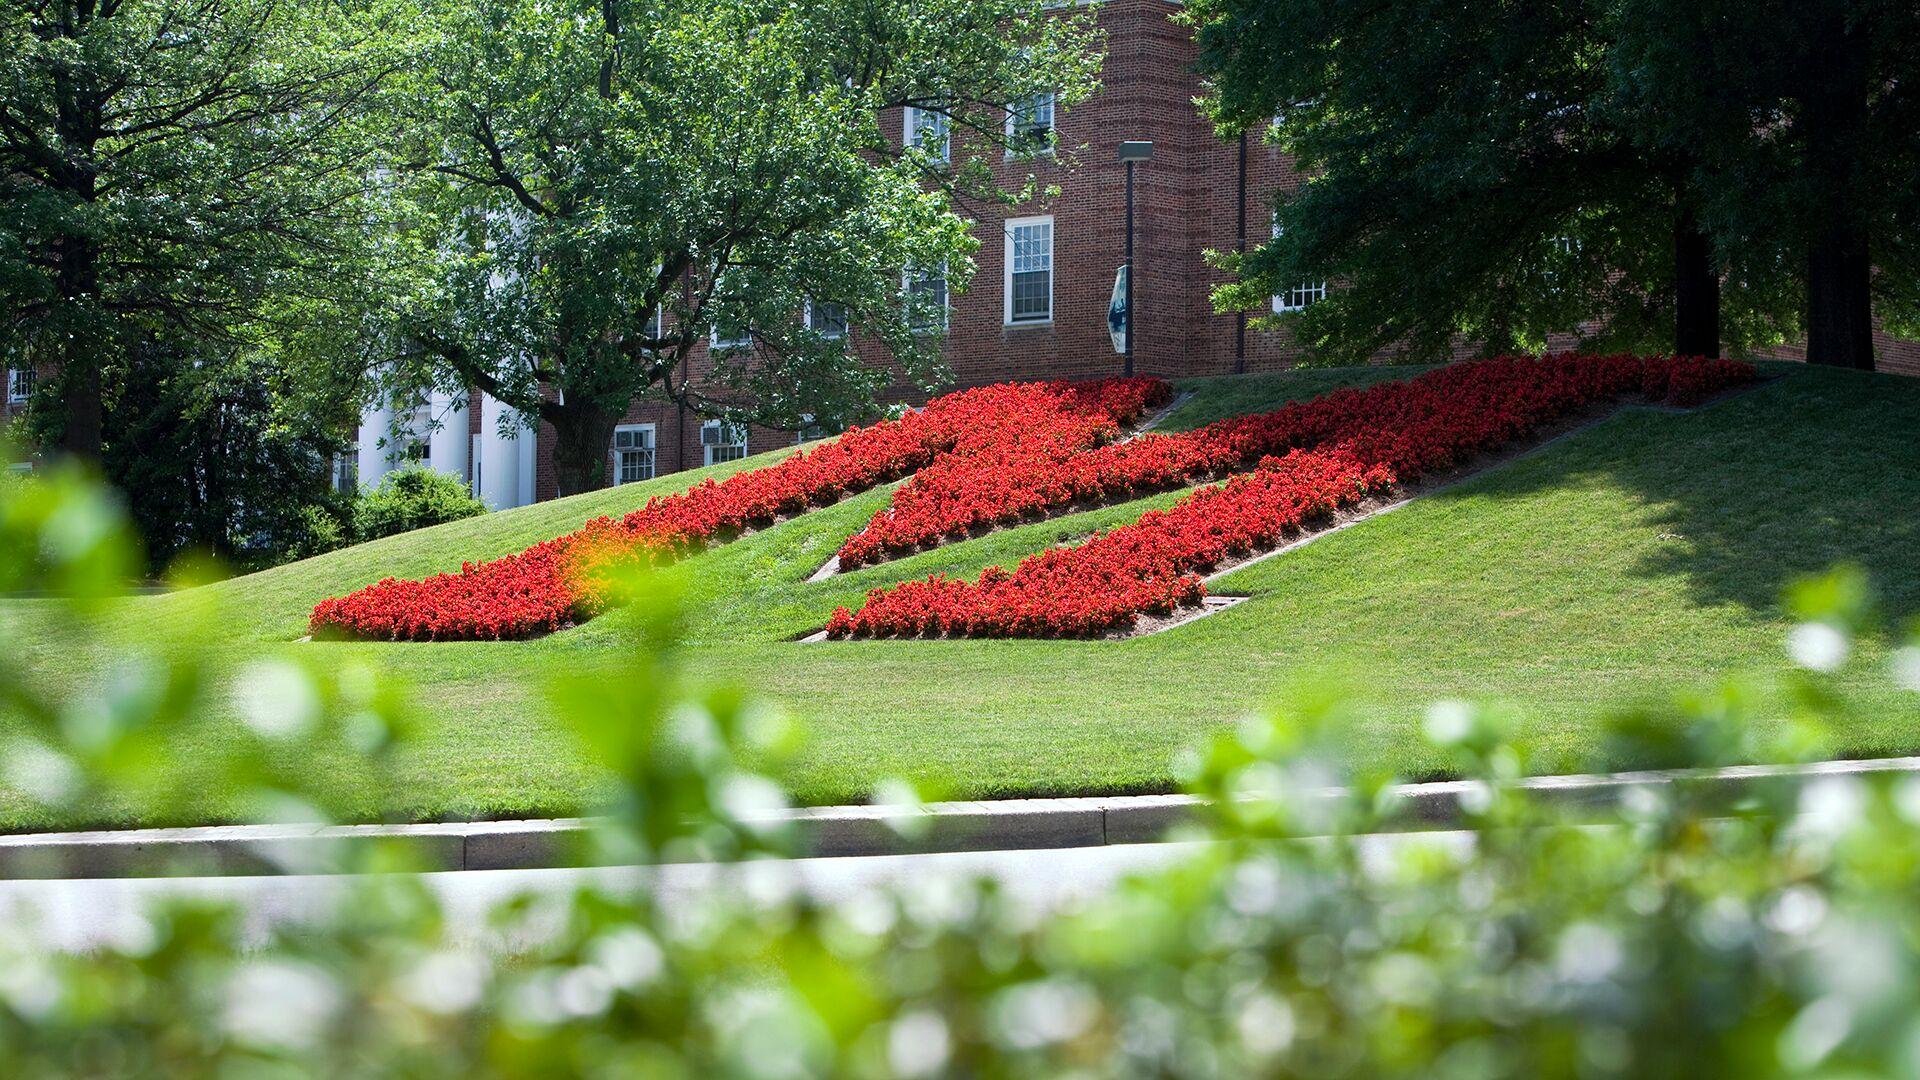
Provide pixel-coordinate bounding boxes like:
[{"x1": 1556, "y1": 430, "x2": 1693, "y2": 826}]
[{"x1": 1118, "y1": 140, "x2": 1153, "y2": 377}]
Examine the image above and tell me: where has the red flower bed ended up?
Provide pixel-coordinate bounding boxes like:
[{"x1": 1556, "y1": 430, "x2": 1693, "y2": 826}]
[
  {"x1": 309, "y1": 377, "x2": 1170, "y2": 641},
  {"x1": 825, "y1": 354, "x2": 1756, "y2": 639},
  {"x1": 835, "y1": 352, "x2": 1759, "y2": 569}
]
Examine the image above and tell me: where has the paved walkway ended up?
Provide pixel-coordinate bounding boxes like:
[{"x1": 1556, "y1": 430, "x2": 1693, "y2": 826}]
[{"x1": 0, "y1": 835, "x2": 1472, "y2": 953}]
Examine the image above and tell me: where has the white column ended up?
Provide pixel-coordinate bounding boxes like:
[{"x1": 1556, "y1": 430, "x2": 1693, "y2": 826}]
[
  {"x1": 477, "y1": 393, "x2": 534, "y2": 510},
  {"x1": 356, "y1": 402, "x2": 393, "y2": 492},
  {"x1": 516, "y1": 417, "x2": 538, "y2": 507},
  {"x1": 428, "y1": 390, "x2": 470, "y2": 487}
]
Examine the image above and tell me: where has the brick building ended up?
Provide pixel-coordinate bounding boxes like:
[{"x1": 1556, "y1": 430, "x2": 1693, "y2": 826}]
[
  {"x1": 350, "y1": 0, "x2": 1919, "y2": 507},
  {"x1": 4, "y1": 365, "x2": 33, "y2": 472}
]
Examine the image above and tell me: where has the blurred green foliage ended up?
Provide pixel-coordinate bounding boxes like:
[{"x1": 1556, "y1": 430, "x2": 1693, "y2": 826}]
[{"x1": 3, "y1": 468, "x2": 1920, "y2": 1076}]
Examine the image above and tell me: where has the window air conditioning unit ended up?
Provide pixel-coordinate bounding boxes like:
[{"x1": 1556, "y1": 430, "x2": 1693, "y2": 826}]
[{"x1": 700, "y1": 424, "x2": 725, "y2": 446}]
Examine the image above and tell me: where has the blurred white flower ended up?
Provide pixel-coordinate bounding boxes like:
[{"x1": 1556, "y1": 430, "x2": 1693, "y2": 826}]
[
  {"x1": 1235, "y1": 991, "x2": 1295, "y2": 1057},
  {"x1": 589, "y1": 927, "x2": 664, "y2": 990},
  {"x1": 1796, "y1": 777, "x2": 1868, "y2": 839},
  {"x1": 1423, "y1": 700, "x2": 1475, "y2": 746},
  {"x1": 1788, "y1": 622, "x2": 1849, "y2": 673},
  {"x1": 1763, "y1": 886, "x2": 1828, "y2": 937},
  {"x1": 888, "y1": 1009, "x2": 952, "y2": 1078},
  {"x1": 1556, "y1": 922, "x2": 1624, "y2": 983},
  {"x1": 1891, "y1": 646, "x2": 1920, "y2": 692},
  {"x1": 396, "y1": 950, "x2": 488, "y2": 1015},
  {"x1": 1778, "y1": 996, "x2": 1851, "y2": 1070},
  {"x1": 231, "y1": 660, "x2": 320, "y2": 739},
  {"x1": 224, "y1": 960, "x2": 342, "y2": 1050},
  {"x1": 717, "y1": 772, "x2": 789, "y2": 821},
  {"x1": 992, "y1": 979, "x2": 1099, "y2": 1049},
  {"x1": 3, "y1": 741, "x2": 78, "y2": 805}
]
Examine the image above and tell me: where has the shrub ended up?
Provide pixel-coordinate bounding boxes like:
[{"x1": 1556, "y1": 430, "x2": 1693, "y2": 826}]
[
  {"x1": 287, "y1": 502, "x2": 351, "y2": 562},
  {"x1": 350, "y1": 465, "x2": 486, "y2": 543}
]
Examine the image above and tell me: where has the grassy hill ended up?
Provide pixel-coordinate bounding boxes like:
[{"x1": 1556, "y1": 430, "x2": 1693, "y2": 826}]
[{"x1": 4, "y1": 362, "x2": 1917, "y2": 830}]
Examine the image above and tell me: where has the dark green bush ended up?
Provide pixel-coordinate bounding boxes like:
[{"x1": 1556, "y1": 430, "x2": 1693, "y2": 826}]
[{"x1": 351, "y1": 465, "x2": 485, "y2": 542}]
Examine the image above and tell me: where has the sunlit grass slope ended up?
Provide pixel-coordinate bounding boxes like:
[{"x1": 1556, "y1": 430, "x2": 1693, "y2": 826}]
[{"x1": 4, "y1": 362, "x2": 1916, "y2": 830}]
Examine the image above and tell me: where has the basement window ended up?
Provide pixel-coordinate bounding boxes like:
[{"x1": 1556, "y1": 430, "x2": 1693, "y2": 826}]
[
  {"x1": 613, "y1": 424, "x2": 656, "y2": 484},
  {"x1": 1269, "y1": 219, "x2": 1326, "y2": 313},
  {"x1": 702, "y1": 420, "x2": 748, "y2": 466}
]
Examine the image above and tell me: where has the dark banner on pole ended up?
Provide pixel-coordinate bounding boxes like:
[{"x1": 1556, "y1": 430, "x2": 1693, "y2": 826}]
[{"x1": 1108, "y1": 264, "x2": 1128, "y2": 353}]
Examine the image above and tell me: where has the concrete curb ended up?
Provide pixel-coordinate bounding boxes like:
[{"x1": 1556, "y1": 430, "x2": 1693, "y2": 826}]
[{"x1": 3, "y1": 755, "x2": 1917, "y2": 879}]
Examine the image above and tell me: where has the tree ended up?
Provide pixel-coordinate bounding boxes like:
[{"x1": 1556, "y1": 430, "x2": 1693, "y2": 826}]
[
  {"x1": 0, "y1": 0, "x2": 404, "y2": 464},
  {"x1": 1606, "y1": 0, "x2": 1920, "y2": 369},
  {"x1": 103, "y1": 334, "x2": 360, "y2": 572},
  {"x1": 1184, "y1": 0, "x2": 1741, "y2": 365},
  {"x1": 1184, "y1": 0, "x2": 1919, "y2": 370},
  {"x1": 378, "y1": 0, "x2": 1101, "y2": 496}
]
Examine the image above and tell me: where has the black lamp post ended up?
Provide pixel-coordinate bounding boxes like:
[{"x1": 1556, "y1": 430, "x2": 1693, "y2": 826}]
[{"x1": 1118, "y1": 140, "x2": 1153, "y2": 377}]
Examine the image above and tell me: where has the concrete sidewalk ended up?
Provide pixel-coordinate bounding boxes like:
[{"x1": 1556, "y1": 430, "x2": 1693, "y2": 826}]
[{"x1": 2, "y1": 754, "x2": 1914, "y2": 880}]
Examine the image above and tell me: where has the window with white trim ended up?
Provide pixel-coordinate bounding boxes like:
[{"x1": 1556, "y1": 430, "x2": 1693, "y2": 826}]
[
  {"x1": 806, "y1": 300, "x2": 848, "y2": 339},
  {"x1": 709, "y1": 275, "x2": 751, "y2": 349},
  {"x1": 1006, "y1": 91, "x2": 1056, "y2": 155},
  {"x1": 1269, "y1": 219, "x2": 1326, "y2": 313},
  {"x1": 1005, "y1": 217, "x2": 1053, "y2": 324},
  {"x1": 6, "y1": 367, "x2": 32, "y2": 405},
  {"x1": 1273, "y1": 281, "x2": 1327, "y2": 312},
  {"x1": 905, "y1": 262, "x2": 948, "y2": 331},
  {"x1": 701, "y1": 419, "x2": 748, "y2": 465},
  {"x1": 613, "y1": 424, "x2": 656, "y2": 484},
  {"x1": 710, "y1": 312, "x2": 751, "y2": 350},
  {"x1": 795, "y1": 412, "x2": 826, "y2": 444},
  {"x1": 905, "y1": 107, "x2": 950, "y2": 164},
  {"x1": 331, "y1": 447, "x2": 358, "y2": 495}
]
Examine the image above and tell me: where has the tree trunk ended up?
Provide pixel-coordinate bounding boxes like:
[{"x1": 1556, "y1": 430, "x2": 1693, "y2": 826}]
[
  {"x1": 1672, "y1": 208, "x2": 1721, "y2": 358},
  {"x1": 1805, "y1": 220, "x2": 1875, "y2": 369},
  {"x1": 1799, "y1": 10, "x2": 1875, "y2": 371},
  {"x1": 548, "y1": 401, "x2": 621, "y2": 498},
  {"x1": 52, "y1": 231, "x2": 106, "y2": 463}
]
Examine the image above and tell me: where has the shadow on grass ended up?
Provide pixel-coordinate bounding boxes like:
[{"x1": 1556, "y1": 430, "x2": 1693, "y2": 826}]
[{"x1": 1428, "y1": 365, "x2": 1920, "y2": 625}]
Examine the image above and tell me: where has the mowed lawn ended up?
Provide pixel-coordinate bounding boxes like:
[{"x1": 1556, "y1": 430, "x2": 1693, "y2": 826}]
[{"x1": 3, "y1": 362, "x2": 1917, "y2": 831}]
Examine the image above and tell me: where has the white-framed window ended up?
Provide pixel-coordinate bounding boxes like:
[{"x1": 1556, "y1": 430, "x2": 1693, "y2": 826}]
[
  {"x1": 701, "y1": 419, "x2": 748, "y2": 466},
  {"x1": 331, "y1": 447, "x2": 358, "y2": 495},
  {"x1": 645, "y1": 306, "x2": 665, "y2": 342},
  {"x1": 1005, "y1": 216, "x2": 1053, "y2": 325},
  {"x1": 6, "y1": 366, "x2": 33, "y2": 405},
  {"x1": 709, "y1": 275, "x2": 751, "y2": 349},
  {"x1": 905, "y1": 262, "x2": 948, "y2": 331},
  {"x1": 795, "y1": 412, "x2": 827, "y2": 444},
  {"x1": 1273, "y1": 281, "x2": 1327, "y2": 313},
  {"x1": 806, "y1": 300, "x2": 848, "y2": 339},
  {"x1": 1269, "y1": 219, "x2": 1326, "y2": 313},
  {"x1": 1006, "y1": 91, "x2": 1056, "y2": 155},
  {"x1": 905, "y1": 106, "x2": 951, "y2": 164},
  {"x1": 710, "y1": 313, "x2": 751, "y2": 350},
  {"x1": 613, "y1": 423, "x2": 656, "y2": 485}
]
